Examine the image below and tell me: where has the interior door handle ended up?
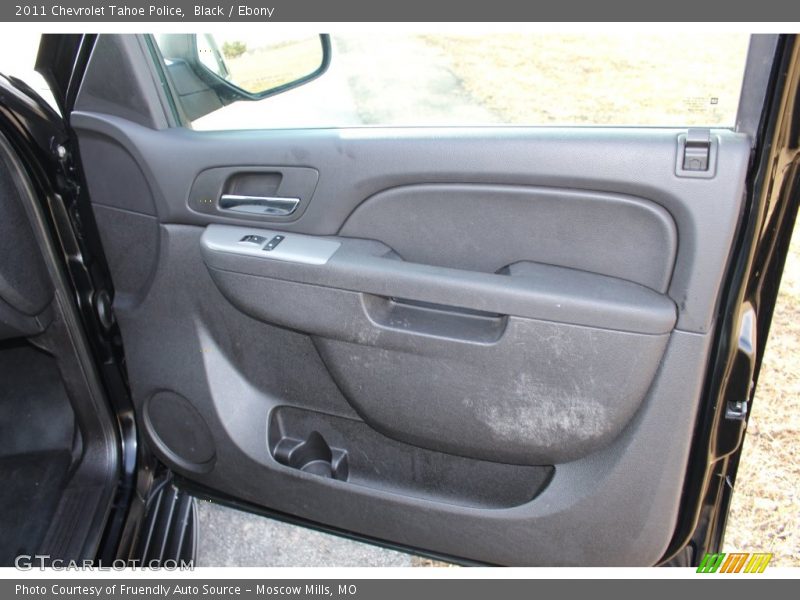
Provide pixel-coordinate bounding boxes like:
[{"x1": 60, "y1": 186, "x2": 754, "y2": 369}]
[{"x1": 219, "y1": 194, "x2": 300, "y2": 216}]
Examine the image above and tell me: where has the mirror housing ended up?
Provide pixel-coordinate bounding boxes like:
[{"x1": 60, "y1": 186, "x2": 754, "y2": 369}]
[{"x1": 152, "y1": 34, "x2": 331, "y2": 122}]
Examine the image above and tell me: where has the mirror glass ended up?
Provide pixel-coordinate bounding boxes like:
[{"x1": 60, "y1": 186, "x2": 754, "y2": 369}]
[{"x1": 194, "y1": 34, "x2": 325, "y2": 95}]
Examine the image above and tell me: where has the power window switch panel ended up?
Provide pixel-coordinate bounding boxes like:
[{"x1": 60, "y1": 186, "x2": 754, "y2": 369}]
[{"x1": 203, "y1": 224, "x2": 341, "y2": 265}]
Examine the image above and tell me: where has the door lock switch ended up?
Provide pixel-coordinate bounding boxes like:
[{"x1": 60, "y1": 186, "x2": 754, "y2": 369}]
[
  {"x1": 239, "y1": 234, "x2": 267, "y2": 245},
  {"x1": 263, "y1": 235, "x2": 285, "y2": 251},
  {"x1": 682, "y1": 128, "x2": 711, "y2": 171}
]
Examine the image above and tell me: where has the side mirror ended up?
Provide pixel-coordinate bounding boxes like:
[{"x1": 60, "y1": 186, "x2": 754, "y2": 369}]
[{"x1": 153, "y1": 34, "x2": 331, "y2": 121}]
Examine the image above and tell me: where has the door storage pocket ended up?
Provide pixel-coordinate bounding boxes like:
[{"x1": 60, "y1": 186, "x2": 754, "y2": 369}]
[{"x1": 268, "y1": 406, "x2": 553, "y2": 509}]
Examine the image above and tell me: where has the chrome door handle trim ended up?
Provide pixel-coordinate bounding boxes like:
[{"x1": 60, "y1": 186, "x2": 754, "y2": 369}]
[{"x1": 219, "y1": 194, "x2": 300, "y2": 216}]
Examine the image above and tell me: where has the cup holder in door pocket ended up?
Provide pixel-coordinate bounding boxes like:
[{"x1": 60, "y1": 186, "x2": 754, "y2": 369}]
[
  {"x1": 268, "y1": 406, "x2": 553, "y2": 508},
  {"x1": 272, "y1": 430, "x2": 349, "y2": 481}
]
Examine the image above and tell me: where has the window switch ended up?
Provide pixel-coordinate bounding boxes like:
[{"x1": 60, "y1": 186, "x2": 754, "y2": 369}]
[
  {"x1": 264, "y1": 235, "x2": 285, "y2": 251},
  {"x1": 239, "y1": 234, "x2": 267, "y2": 245}
]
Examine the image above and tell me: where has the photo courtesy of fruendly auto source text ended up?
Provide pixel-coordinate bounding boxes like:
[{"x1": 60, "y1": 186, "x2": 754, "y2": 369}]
[{"x1": 0, "y1": 0, "x2": 798, "y2": 596}]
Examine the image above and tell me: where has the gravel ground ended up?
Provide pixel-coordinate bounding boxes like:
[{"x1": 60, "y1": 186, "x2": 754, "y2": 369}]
[{"x1": 195, "y1": 501, "x2": 440, "y2": 567}]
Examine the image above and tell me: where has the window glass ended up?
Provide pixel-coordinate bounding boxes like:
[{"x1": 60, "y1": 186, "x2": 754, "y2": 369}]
[{"x1": 153, "y1": 33, "x2": 751, "y2": 130}]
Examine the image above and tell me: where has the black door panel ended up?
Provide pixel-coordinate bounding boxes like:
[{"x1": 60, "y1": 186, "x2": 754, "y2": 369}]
[{"x1": 66, "y1": 36, "x2": 753, "y2": 565}]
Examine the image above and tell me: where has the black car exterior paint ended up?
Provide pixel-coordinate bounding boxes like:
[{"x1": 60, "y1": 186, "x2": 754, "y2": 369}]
[{"x1": 0, "y1": 61, "x2": 138, "y2": 564}]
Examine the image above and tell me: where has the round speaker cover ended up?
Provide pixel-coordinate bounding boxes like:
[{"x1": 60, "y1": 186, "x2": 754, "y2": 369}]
[{"x1": 144, "y1": 391, "x2": 216, "y2": 472}]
